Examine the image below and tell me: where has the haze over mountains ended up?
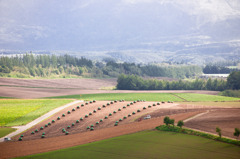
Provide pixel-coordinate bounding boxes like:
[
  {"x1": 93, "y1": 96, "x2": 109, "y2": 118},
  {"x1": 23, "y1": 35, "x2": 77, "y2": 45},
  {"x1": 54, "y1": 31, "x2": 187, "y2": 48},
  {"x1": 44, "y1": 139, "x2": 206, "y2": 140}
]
[{"x1": 0, "y1": 0, "x2": 240, "y2": 64}]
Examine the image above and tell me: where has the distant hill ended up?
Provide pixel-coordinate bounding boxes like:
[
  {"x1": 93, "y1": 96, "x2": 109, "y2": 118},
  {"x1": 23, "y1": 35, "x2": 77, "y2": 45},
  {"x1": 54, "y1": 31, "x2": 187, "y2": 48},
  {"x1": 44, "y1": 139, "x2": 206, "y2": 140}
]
[{"x1": 0, "y1": 0, "x2": 240, "y2": 64}]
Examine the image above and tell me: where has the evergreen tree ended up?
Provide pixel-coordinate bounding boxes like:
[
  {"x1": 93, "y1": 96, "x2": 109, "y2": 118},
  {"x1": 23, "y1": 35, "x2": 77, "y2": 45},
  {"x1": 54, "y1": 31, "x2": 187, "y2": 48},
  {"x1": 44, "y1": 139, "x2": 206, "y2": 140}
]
[{"x1": 227, "y1": 71, "x2": 240, "y2": 90}]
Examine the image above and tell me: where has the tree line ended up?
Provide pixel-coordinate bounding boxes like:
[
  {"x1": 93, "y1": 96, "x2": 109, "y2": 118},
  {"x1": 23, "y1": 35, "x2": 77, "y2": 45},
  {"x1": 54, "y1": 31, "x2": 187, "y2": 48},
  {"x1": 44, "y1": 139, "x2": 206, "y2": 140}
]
[
  {"x1": 203, "y1": 65, "x2": 238, "y2": 74},
  {"x1": 102, "y1": 61, "x2": 202, "y2": 79},
  {"x1": 0, "y1": 54, "x2": 202, "y2": 79},
  {"x1": 0, "y1": 54, "x2": 93, "y2": 77},
  {"x1": 117, "y1": 71, "x2": 240, "y2": 91}
]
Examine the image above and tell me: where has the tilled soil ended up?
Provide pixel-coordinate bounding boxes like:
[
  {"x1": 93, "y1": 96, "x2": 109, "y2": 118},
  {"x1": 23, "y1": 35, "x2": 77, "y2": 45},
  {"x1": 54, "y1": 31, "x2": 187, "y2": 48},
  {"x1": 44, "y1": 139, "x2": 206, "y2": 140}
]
[
  {"x1": 12, "y1": 101, "x2": 176, "y2": 141},
  {"x1": 0, "y1": 86, "x2": 220, "y2": 98},
  {"x1": 0, "y1": 78, "x2": 117, "y2": 89},
  {"x1": 0, "y1": 77, "x2": 220, "y2": 98},
  {"x1": 0, "y1": 111, "x2": 200, "y2": 159},
  {"x1": 184, "y1": 108, "x2": 240, "y2": 138},
  {"x1": 1, "y1": 100, "x2": 238, "y2": 158}
]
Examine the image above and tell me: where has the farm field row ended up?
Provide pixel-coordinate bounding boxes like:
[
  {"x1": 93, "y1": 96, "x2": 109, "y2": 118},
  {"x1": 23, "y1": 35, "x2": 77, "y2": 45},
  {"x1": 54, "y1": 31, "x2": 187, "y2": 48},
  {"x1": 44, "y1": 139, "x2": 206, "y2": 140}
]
[
  {"x1": 0, "y1": 78, "x2": 117, "y2": 89},
  {"x1": 0, "y1": 110, "x2": 200, "y2": 158},
  {"x1": 18, "y1": 131, "x2": 240, "y2": 159},
  {"x1": 14, "y1": 100, "x2": 174, "y2": 141},
  {"x1": 48, "y1": 93, "x2": 240, "y2": 102},
  {"x1": 0, "y1": 99, "x2": 73, "y2": 126}
]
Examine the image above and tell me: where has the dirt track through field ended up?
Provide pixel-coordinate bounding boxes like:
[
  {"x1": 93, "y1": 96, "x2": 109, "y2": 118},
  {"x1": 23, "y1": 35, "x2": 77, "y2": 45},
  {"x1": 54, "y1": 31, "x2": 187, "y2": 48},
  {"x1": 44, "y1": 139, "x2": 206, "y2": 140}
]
[
  {"x1": 0, "y1": 100, "x2": 81, "y2": 142},
  {"x1": 0, "y1": 111, "x2": 200, "y2": 159},
  {"x1": 184, "y1": 108, "x2": 240, "y2": 138}
]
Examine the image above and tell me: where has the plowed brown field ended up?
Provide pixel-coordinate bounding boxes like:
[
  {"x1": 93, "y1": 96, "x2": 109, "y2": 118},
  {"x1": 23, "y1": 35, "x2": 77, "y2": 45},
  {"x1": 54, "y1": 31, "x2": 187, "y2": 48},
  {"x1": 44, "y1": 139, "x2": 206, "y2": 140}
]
[
  {"x1": 0, "y1": 100, "x2": 201, "y2": 159},
  {"x1": 12, "y1": 101, "x2": 177, "y2": 141},
  {"x1": 0, "y1": 78, "x2": 117, "y2": 89},
  {"x1": 1, "y1": 100, "x2": 240, "y2": 159},
  {"x1": 0, "y1": 78, "x2": 219, "y2": 98},
  {"x1": 185, "y1": 108, "x2": 240, "y2": 138}
]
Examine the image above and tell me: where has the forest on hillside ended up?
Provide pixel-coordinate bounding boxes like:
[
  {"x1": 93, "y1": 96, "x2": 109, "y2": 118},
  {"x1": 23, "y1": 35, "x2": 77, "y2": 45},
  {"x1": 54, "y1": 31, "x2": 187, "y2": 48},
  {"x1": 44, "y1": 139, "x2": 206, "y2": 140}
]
[{"x1": 0, "y1": 54, "x2": 202, "y2": 79}]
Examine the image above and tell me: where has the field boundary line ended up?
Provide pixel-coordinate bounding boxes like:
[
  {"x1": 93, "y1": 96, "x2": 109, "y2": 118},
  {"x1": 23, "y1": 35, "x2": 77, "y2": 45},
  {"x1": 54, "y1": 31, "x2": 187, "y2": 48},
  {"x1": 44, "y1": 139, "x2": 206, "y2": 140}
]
[
  {"x1": 183, "y1": 126, "x2": 236, "y2": 140},
  {"x1": 171, "y1": 93, "x2": 187, "y2": 101},
  {"x1": 183, "y1": 110, "x2": 210, "y2": 122},
  {"x1": 0, "y1": 100, "x2": 82, "y2": 142},
  {"x1": 183, "y1": 110, "x2": 237, "y2": 140}
]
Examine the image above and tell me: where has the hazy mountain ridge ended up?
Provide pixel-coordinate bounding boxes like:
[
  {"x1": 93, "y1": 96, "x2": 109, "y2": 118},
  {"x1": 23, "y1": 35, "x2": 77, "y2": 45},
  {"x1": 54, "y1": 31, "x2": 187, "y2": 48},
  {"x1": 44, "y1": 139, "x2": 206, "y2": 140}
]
[{"x1": 0, "y1": 0, "x2": 240, "y2": 64}]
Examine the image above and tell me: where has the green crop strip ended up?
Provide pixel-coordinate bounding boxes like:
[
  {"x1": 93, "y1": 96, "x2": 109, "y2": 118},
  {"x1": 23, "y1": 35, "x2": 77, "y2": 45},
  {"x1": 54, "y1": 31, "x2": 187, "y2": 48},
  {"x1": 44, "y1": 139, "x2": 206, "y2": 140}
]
[
  {"x1": 18, "y1": 131, "x2": 240, "y2": 159},
  {"x1": 47, "y1": 93, "x2": 240, "y2": 102},
  {"x1": 0, "y1": 99, "x2": 73, "y2": 126}
]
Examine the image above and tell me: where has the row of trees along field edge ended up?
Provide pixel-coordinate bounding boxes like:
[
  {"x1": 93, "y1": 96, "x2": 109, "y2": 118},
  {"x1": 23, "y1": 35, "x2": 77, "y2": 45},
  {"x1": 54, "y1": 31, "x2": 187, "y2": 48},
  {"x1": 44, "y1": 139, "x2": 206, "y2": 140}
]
[{"x1": 117, "y1": 71, "x2": 240, "y2": 91}]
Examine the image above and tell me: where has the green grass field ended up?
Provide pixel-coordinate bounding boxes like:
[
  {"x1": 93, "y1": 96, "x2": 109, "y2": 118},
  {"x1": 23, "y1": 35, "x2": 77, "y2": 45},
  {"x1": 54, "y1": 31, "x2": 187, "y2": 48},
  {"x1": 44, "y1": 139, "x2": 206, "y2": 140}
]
[
  {"x1": 48, "y1": 93, "x2": 184, "y2": 101},
  {"x1": 18, "y1": 131, "x2": 240, "y2": 159},
  {"x1": 174, "y1": 93, "x2": 240, "y2": 101},
  {"x1": 48, "y1": 93, "x2": 240, "y2": 102},
  {"x1": 0, "y1": 127, "x2": 16, "y2": 138},
  {"x1": 0, "y1": 99, "x2": 73, "y2": 126}
]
